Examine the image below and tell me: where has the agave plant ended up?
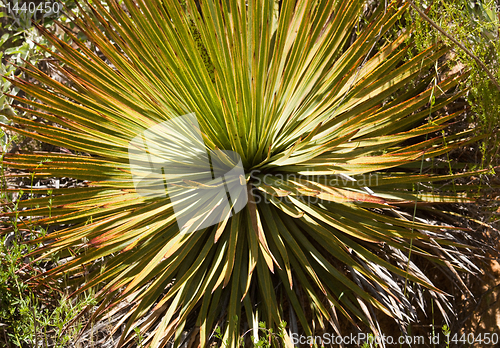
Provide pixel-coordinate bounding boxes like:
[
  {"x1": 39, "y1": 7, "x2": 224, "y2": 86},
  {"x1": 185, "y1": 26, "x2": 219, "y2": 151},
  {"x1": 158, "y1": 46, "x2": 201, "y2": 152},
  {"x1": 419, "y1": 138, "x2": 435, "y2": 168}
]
[{"x1": 0, "y1": 0, "x2": 488, "y2": 346}]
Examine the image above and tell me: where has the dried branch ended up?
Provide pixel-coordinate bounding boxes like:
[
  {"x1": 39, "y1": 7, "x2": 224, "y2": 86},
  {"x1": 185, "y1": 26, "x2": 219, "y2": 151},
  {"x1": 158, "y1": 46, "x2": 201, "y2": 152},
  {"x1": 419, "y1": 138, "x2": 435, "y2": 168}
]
[{"x1": 407, "y1": 0, "x2": 500, "y2": 92}]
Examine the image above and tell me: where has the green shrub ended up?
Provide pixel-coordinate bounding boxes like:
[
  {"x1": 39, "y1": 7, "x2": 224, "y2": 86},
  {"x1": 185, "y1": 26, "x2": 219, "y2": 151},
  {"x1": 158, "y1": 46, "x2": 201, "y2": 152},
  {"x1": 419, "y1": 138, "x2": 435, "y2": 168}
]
[{"x1": 0, "y1": 0, "x2": 493, "y2": 347}]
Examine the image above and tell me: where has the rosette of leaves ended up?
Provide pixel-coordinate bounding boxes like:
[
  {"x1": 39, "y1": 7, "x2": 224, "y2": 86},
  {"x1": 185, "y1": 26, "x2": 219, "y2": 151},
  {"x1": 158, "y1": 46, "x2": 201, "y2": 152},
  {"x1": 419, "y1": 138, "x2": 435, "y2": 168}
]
[{"x1": 0, "y1": 0, "x2": 487, "y2": 346}]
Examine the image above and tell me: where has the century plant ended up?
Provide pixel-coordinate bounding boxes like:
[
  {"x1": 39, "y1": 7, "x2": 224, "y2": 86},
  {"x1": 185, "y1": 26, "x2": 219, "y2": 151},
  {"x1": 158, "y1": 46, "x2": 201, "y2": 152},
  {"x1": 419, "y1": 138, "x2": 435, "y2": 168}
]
[{"x1": 0, "y1": 0, "x2": 489, "y2": 347}]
